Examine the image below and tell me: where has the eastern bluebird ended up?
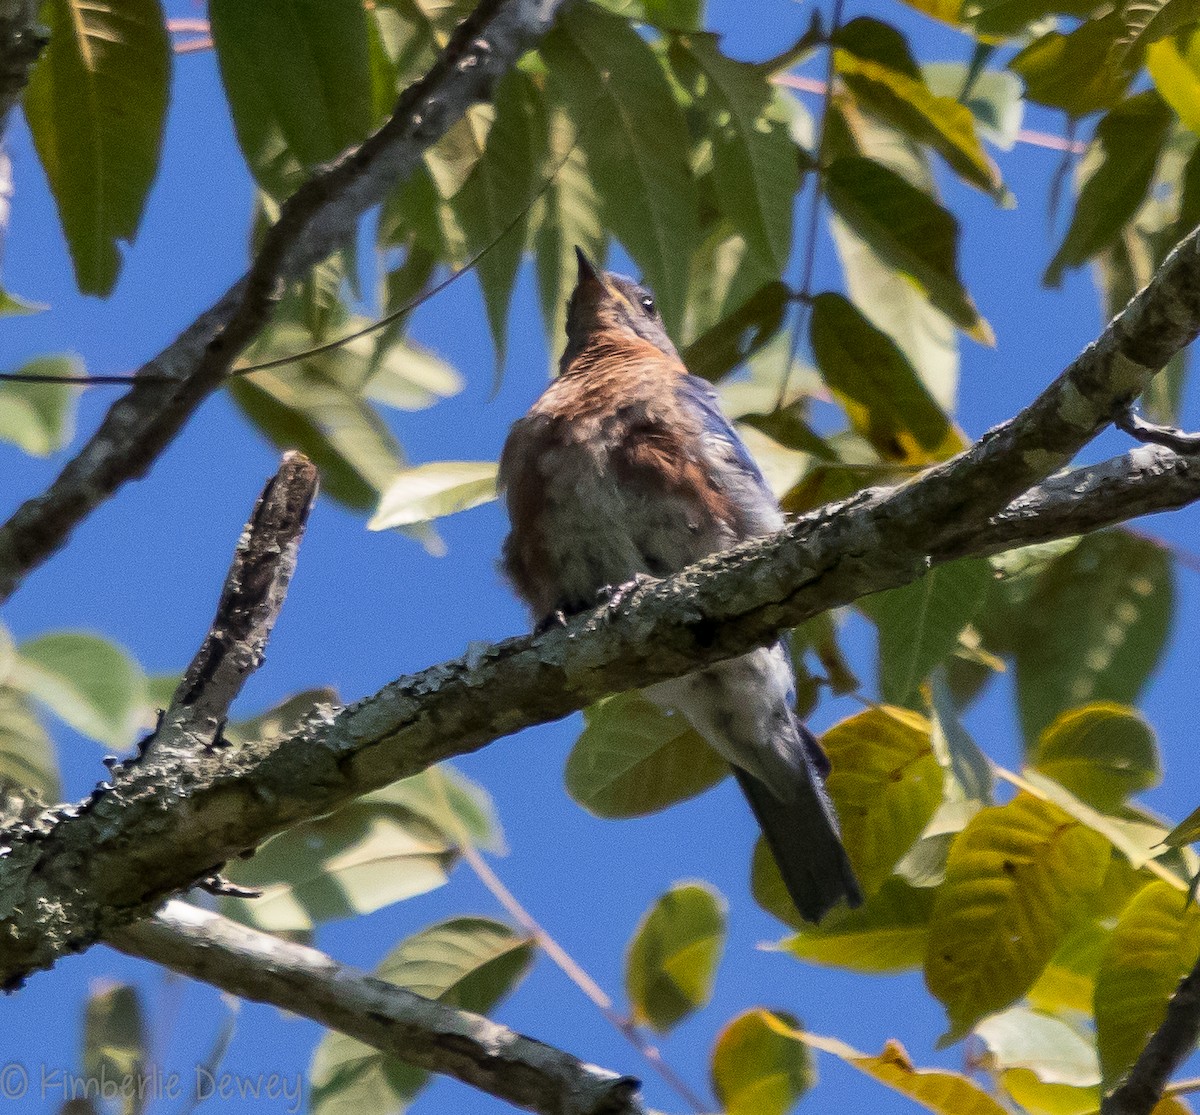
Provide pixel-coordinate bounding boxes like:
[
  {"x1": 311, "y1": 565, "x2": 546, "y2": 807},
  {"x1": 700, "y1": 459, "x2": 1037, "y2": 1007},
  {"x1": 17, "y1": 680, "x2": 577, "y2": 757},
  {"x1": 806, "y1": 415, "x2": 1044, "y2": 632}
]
[{"x1": 499, "y1": 248, "x2": 862, "y2": 923}]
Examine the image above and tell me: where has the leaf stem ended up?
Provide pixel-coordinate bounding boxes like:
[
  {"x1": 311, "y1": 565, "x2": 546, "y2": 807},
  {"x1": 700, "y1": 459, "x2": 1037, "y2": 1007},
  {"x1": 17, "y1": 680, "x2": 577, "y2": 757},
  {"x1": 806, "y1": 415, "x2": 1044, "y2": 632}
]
[{"x1": 459, "y1": 842, "x2": 711, "y2": 1114}]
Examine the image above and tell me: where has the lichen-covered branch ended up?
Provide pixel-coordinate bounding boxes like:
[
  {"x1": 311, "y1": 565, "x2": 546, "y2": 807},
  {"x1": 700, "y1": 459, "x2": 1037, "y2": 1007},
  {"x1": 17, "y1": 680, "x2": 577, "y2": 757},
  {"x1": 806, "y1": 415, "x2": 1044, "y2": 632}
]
[
  {"x1": 0, "y1": 0, "x2": 570, "y2": 605},
  {"x1": 1100, "y1": 952, "x2": 1200, "y2": 1115},
  {"x1": 1, "y1": 435, "x2": 1197, "y2": 989},
  {"x1": 110, "y1": 901, "x2": 643, "y2": 1115},
  {"x1": 0, "y1": 454, "x2": 317, "y2": 986}
]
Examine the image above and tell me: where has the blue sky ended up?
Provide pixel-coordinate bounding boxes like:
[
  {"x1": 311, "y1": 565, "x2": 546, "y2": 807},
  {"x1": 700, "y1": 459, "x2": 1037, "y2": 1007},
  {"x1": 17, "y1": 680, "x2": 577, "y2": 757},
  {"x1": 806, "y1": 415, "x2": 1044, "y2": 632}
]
[{"x1": 3, "y1": 1, "x2": 1200, "y2": 1113}]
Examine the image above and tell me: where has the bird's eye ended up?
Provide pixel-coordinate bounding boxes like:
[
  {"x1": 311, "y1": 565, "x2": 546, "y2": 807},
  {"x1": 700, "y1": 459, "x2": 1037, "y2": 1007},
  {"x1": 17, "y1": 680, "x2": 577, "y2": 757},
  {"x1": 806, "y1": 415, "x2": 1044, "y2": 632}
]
[{"x1": 640, "y1": 295, "x2": 656, "y2": 315}]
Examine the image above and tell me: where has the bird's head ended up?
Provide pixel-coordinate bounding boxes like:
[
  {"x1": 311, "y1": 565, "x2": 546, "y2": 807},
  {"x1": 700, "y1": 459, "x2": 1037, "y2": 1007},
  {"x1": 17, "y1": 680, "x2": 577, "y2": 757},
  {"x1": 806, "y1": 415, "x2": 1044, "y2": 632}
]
[{"x1": 563, "y1": 247, "x2": 680, "y2": 362}]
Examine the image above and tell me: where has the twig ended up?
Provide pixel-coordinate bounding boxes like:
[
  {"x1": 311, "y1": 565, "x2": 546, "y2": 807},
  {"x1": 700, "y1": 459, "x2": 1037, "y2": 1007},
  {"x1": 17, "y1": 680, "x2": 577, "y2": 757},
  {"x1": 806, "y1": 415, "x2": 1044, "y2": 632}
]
[
  {"x1": 0, "y1": 453, "x2": 318, "y2": 988},
  {"x1": 1102, "y1": 953, "x2": 1200, "y2": 1115},
  {"x1": 460, "y1": 843, "x2": 711, "y2": 1114},
  {"x1": 0, "y1": 0, "x2": 571, "y2": 605},
  {"x1": 1116, "y1": 406, "x2": 1200, "y2": 455},
  {"x1": 773, "y1": 73, "x2": 1088, "y2": 155},
  {"x1": 110, "y1": 900, "x2": 645, "y2": 1115}
]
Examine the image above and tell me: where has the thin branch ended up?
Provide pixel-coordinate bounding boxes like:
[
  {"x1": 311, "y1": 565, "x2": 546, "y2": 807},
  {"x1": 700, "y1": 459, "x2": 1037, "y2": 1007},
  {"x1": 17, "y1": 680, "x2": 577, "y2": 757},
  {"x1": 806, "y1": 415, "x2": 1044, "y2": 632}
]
[
  {"x1": 0, "y1": 0, "x2": 570, "y2": 605},
  {"x1": 0, "y1": 454, "x2": 318, "y2": 987},
  {"x1": 1115, "y1": 406, "x2": 1200, "y2": 455},
  {"x1": 109, "y1": 901, "x2": 644, "y2": 1115},
  {"x1": 461, "y1": 844, "x2": 710, "y2": 1114},
  {"x1": 1101, "y1": 952, "x2": 1200, "y2": 1115},
  {"x1": 773, "y1": 73, "x2": 1087, "y2": 155}
]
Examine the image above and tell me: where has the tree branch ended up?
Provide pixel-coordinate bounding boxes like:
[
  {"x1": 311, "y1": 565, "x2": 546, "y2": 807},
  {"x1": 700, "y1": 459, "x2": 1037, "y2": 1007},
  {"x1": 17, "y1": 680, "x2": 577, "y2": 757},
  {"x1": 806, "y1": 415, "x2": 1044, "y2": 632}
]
[
  {"x1": 0, "y1": 454, "x2": 318, "y2": 987},
  {"x1": 0, "y1": 0, "x2": 570, "y2": 605},
  {"x1": 1101, "y1": 952, "x2": 1200, "y2": 1115},
  {"x1": 1, "y1": 432, "x2": 1198, "y2": 988},
  {"x1": 109, "y1": 901, "x2": 643, "y2": 1115}
]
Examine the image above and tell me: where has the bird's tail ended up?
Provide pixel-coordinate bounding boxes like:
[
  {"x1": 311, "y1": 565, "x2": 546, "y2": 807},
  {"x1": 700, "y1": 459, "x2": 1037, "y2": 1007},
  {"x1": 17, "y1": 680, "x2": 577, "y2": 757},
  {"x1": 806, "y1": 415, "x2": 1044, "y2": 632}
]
[{"x1": 734, "y1": 755, "x2": 863, "y2": 924}]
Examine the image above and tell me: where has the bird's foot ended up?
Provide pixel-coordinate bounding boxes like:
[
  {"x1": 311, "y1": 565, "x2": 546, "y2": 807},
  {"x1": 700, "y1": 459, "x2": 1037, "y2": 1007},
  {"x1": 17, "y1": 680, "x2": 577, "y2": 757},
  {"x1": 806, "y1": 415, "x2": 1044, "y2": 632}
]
[
  {"x1": 596, "y1": 574, "x2": 654, "y2": 615},
  {"x1": 534, "y1": 610, "x2": 569, "y2": 637}
]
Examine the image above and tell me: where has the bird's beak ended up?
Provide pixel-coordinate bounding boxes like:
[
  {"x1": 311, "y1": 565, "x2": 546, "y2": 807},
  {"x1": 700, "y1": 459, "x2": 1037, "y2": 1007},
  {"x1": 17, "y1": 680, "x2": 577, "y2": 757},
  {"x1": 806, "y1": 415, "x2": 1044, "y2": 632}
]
[{"x1": 574, "y1": 246, "x2": 601, "y2": 285}]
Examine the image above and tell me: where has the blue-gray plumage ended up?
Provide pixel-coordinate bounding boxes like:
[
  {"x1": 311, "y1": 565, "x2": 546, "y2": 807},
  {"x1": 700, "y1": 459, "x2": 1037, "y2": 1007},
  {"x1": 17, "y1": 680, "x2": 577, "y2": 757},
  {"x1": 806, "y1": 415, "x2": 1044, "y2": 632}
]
[{"x1": 499, "y1": 248, "x2": 861, "y2": 923}]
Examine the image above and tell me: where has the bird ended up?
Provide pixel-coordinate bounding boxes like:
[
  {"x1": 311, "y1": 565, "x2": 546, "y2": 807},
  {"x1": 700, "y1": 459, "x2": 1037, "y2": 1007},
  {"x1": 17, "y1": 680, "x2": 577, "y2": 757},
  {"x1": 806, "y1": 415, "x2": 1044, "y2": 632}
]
[{"x1": 498, "y1": 247, "x2": 862, "y2": 923}]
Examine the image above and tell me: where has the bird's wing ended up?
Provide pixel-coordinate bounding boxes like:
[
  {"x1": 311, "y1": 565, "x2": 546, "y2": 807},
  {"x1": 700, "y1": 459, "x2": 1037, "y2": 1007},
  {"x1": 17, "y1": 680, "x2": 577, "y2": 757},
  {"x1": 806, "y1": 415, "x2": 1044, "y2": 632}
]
[{"x1": 676, "y1": 374, "x2": 783, "y2": 537}]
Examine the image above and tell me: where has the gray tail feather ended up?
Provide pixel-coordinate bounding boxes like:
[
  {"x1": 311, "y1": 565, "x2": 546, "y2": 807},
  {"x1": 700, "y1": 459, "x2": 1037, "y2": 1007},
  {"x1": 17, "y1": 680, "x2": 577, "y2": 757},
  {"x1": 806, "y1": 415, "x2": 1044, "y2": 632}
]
[{"x1": 734, "y1": 763, "x2": 863, "y2": 924}]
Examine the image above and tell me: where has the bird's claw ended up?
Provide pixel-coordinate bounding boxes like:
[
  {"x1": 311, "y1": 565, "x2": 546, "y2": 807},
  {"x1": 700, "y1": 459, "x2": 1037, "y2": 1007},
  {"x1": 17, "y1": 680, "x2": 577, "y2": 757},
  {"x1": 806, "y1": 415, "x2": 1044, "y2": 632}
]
[
  {"x1": 534, "y1": 610, "x2": 569, "y2": 636},
  {"x1": 596, "y1": 574, "x2": 654, "y2": 615}
]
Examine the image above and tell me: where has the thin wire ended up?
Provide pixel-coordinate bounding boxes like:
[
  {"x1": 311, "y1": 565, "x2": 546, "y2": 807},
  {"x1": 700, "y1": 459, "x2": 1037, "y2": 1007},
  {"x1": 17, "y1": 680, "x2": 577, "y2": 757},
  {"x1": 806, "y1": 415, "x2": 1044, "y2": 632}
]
[
  {"x1": 776, "y1": 0, "x2": 845, "y2": 409},
  {"x1": 0, "y1": 132, "x2": 583, "y2": 388},
  {"x1": 458, "y1": 842, "x2": 711, "y2": 1115}
]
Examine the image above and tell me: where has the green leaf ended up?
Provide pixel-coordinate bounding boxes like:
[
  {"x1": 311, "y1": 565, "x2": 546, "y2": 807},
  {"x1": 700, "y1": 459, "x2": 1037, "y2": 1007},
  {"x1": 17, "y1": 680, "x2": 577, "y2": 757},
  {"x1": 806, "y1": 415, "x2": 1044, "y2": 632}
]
[
  {"x1": 365, "y1": 339, "x2": 463, "y2": 411},
  {"x1": 22, "y1": 0, "x2": 169, "y2": 295},
  {"x1": 1012, "y1": 531, "x2": 1173, "y2": 744},
  {"x1": 368, "y1": 461, "x2": 498, "y2": 531},
  {"x1": 1028, "y1": 916, "x2": 1112, "y2": 1015},
  {"x1": 221, "y1": 796, "x2": 459, "y2": 931},
  {"x1": 367, "y1": 764, "x2": 505, "y2": 854},
  {"x1": 565, "y1": 691, "x2": 729, "y2": 818},
  {"x1": 859, "y1": 559, "x2": 990, "y2": 707},
  {"x1": 711, "y1": 1009, "x2": 815, "y2": 1115},
  {"x1": 210, "y1": 0, "x2": 374, "y2": 200},
  {"x1": 824, "y1": 156, "x2": 990, "y2": 342},
  {"x1": 1031, "y1": 703, "x2": 1160, "y2": 813},
  {"x1": 10, "y1": 632, "x2": 147, "y2": 750},
  {"x1": 1147, "y1": 34, "x2": 1200, "y2": 134},
  {"x1": 370, "y1": 0, "x2": 476, "y2": 98},
  {"x1": 832, "y1": 21, "x2": 1000, "y2": 194},
  {"x1": 0, "y1": 356, "x2": 81, "y2": 456},
  {"x1": 1165, "y1": 803, "x2": 1200, "y2": 848},
  {"x1": 962, "y1": 0, "x2": 1099, "y2": 36},
  {"x1": 626, "y1": 882, "x2": 725, "y2": 1032},
  {"x1": 929, "y1": 669, "x2": 994, "y2": 804},
  {"x1": 671, "y1": 35, "x2": 799, "y2": 274},
  {"x1": 1046, "y1": 92, "x2": 1173, "y2": 286},
  {"x1": 978, "y1": 1006, "x2": 1102, "y2": 1115},
  {"x1": 1117, "y1": 0, "x2": 1200, "y2": 64},
  {"x1": 230, "y1": 314, "x2": 459, "y2": 516},
  {"x1": 827, "y1": 118, "x2": 959, "y2": 415},
  {"x1": 0, "y1": 685, "x2": 60, "y2": 799},
  {"x1": 310, "y1": 918, "x2": 533, "y2": 1115},
  {"x1": 802, "y1": 1032, "x2": 1010, "y2": 1115},
  {"x1": 682, "y1": 281, "x2": 791, "y2": 384},
  {"x1": 534, "y1": 102, "x2": 605, "y2": 365},
  {"x1": 83, "y1": 984, "x2": 147, "y2": 1115},
  {"x1": 451, "y1": 71, "x2": 540, "y2": 368},
  {"x1": 226, "y1": 688, "x2": 338, "y2": 748},
  {"x1": 810, "y1": 292, "x2": 952, "y2": 459},
  {"x1": 924, "y1": 64, "x2": 1024, "y2": 151},
  {"x1": 925, "y1": 793, "x2": 1111, "y2": 1042},
  {"x1": 642, "y1": 0, "x2": 705, "y2": 30},
  {"x1": 1018, "y1": 768, "x2": 1172, "y2": 874},
  {"x1": 542, "y1": 3, "x2": 699, "y2": 333},
  {"x1": 0, "y1": 289, "x2": 48, "y2": 317},
  {"x1": 1095, "y1": 881, "x2": 1200, "y2": 1086},
  {"x1": 1011, "y1": 16, "x2": 1135, "y2": 117},
  {"x1": 779, "y1": 874, "x2": 936, "y2": 971},
  {"x1": 822, "y1": 707, "x2": 945, "y2": 896},
  {"x1": 976, "y1": 1005, "x2": 1101, "y2": 1086}
]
